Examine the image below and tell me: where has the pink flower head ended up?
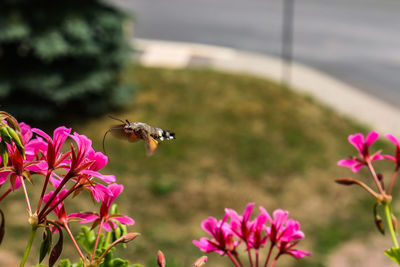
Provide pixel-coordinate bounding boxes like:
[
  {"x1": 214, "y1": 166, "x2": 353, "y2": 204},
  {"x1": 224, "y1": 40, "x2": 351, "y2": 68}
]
[
  {"x1": 0, "y1": 146, "x2": 41, "y2": 190},
  {"x1": 249, "y1": 207, "x2": 269, "y2": 249},
  {"x1": 32, "y1": 126, "x2": 71, "y2": 170},
  {"x1": 193, "y1": 215, "x2": 239, "y2": 255},
  {"x1": 384, "y1": 134, "x2": 400, "y2": 166},
  {"x1": 79, "y1": 149, "x2": 115, "y2": 184},
  {"x1": 70, "y1": 183, "x2": 134, "y2": 232},
  {"x1": 225, "y1": 203, "x2": 255, "y2": 243},
  {"x1": 267, "y1": 209, "x2": 310, "y2": 258},
  {"x1": 61, "y1": 132, "x2": 92, "y2": 177},
  {"x1": 47, "y1": 133, "x2": 115, "y2": 202},
  {"x1": 337, "y1": 131, "x2": 383, "y2": 172}
]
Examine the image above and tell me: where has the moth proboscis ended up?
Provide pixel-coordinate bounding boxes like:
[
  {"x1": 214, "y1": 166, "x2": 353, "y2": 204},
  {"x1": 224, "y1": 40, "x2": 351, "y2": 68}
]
[{"x1": 103, "y1": 116, "x2": 175, "y2": 156}]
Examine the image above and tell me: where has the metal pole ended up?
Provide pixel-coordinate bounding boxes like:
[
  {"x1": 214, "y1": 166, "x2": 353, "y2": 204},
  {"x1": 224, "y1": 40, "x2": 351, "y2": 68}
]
[{"x1": 281, "y1": 0, "x2": 295, "y2": 87}]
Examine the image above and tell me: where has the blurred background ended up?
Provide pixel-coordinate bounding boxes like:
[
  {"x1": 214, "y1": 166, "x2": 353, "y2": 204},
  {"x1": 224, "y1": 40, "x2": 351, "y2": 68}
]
[{"x1": 1, "y1": 0, "x2": 400, "y2": 266}]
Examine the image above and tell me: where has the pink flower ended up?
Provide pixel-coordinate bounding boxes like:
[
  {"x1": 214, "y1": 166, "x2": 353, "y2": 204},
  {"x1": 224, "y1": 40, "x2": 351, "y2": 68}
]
[
  {"x1": 337, "y1": 131, "x2": 383, "y2": 172},
  {"x1": 70, "y1": 183, "x2": 134, "y2": 231},
  {"x1": 32, "y1": 126, "x2": 71, "y2": 170},
  {"x1": 249, "y1": 207, "x2": 269, "y2": 249},
  {"x1": 0, "y1": 146, "x2": 41, "y2": 190},
  {"x1": 384, "y1": 134, "x2": 400, "y2": 166},
  {"x1": 193, "y1": 215, "x2": 238, "y2": 255},
  {"x1": 225, "y1": 203, "x2": 254, "y2": 243},
  {"x1": 267, "y1": 209, "x2": 310, "y2": 259}
]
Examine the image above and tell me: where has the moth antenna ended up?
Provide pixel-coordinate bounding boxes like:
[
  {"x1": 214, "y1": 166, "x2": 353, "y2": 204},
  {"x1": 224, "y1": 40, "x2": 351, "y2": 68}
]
[
  {"x1": 108, "y1": 115, "x2": 126, "y2": 124},
  {"x1": 102, "y1": 126, "x2": 124, "y2": 155}
]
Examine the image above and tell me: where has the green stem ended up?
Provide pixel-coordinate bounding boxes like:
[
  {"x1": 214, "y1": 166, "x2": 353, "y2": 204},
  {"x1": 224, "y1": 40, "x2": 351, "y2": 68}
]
[
  {"x1": 19, "y1": 225, "x2": 38, "y2": 267},
  {"x1": 384, "y1": 203, "x2": 399, "y2": 248}
]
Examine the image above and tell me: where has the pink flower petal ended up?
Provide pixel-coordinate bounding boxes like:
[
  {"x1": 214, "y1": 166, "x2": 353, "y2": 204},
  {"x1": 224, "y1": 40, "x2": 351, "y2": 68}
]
[
  {"x1": 103, "y1": 219, "x2": 117, "y2": 232},
  {"x1": 365, "y1": 131, "x2": 379, "y2": 147},
  {"x1": 69, "y1": 213, "x2": 99, "y2": 223},
  {"x1": 337, "y1": 159, "x2": 357, "y2": 168},
  {"x1": 385, "y1": 134, "x2": 400, "y2": 147},
  {"x1": 32, "y1": 128, "x2": 51, "y2": 141},
  {"x1": 286, "y1": 249, "x2": 311, "y2": 258},
  {"x1": 348, "y1": 133, "x2": 364, "y2": 154},
  {"x1": 242, "y1": 202, "x2": 255, "y2": 222},
  {"x1": 113, "y1": 216, "x2": 135, "y2": 225}
]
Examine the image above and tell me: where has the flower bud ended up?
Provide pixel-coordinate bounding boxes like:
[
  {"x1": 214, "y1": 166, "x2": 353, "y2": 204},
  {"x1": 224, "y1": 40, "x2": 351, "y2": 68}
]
[
  {"x1": 193, "y1": 256, "x2": 207, "y2": 267},
  {"x1": 335, "y1": 178, "x2": 358, "y2": 185},
  {"x1": 392, "y1": 215, "x2": 398, "y2": 232},
  {"x1": 157, "y1": 250, "x2": 166, "y2": 267},
  {"x1": 377, "y1": 173, "x2": 384, "y2": 189},
  {"x1": 6, "y1": 126, "x2": 25, "y2": 157},
  {"x1": 374, "y1": 215, "x2": 385, "y2": 235},
  {"x1": 120, "y1": 232, "x2": 139, "y2": 243}
]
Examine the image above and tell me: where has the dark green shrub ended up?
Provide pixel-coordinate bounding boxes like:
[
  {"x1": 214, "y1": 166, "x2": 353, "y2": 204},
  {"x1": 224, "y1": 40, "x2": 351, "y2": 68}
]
[{"x1": 0, "y1": 0, "x2": 134, "y2": 122}]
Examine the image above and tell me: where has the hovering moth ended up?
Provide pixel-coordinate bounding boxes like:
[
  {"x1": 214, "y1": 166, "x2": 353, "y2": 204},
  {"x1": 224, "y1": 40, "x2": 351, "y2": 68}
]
[{"x1": 103, "y1": 116, "x2": 175, "y2": 156}]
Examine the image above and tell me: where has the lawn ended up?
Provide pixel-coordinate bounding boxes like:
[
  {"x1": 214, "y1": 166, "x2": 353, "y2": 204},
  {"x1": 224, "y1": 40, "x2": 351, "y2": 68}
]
[{"x1": 2, "y1": 65, "x2": 391, "y2": 266}]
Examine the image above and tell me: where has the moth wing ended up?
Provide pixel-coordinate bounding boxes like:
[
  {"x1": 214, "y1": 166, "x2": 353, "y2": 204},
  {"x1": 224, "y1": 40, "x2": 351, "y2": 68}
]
[{"x1": 145, "y1": 135, "x2": 159, "y2": 156}]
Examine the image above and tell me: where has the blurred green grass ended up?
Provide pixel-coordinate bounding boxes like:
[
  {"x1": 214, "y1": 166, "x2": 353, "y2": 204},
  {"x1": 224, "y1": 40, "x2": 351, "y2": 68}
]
[{"x1": 2, "y1": 65, "x2": 393, "y2": 266}]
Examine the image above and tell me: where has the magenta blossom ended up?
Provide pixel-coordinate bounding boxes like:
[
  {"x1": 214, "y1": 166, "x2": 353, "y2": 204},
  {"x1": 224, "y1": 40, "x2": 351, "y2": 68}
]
[
  {"x1": 0, "y1": 146, "x2": 41, "y2": 190},
  {"x1": 0, "y1": 122, "x2": 47, "y2": 187},
  {"x1": 248, "y1": 207, "x2": 269, "y2": 249},
  {"x1": 193, "y1": 215, "x2": 239, "y2": 255},
  {"x1": 225, "y1": 202, "x2": 255, "y2": 243},
  {"x1": 47, "y1": 133, "x2": 115, "y2": 202},
  {"x1": 384, "y1": 134, "x2": 400, "y2": 166},
  {"x1": 337, "y1": 131, "x2": 383, "y2": 172},
  {"x1": 70, "y1": 183, "x2": 134, "y2": 231},
  {"x1": 267, "y1": 209, "x2": 310, "y2": 259},
  {"x1": 32, "y1": 126, "x2": 71, "y2": 171}
]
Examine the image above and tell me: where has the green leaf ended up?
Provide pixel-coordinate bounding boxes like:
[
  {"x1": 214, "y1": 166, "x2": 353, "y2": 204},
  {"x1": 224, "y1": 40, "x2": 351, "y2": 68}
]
[
  {"x1": 385, "y1": 247, "x2": 400, "y2": 265},
  {"x1": 39, "y1": 227, "x2": 52, "y2": 263}
]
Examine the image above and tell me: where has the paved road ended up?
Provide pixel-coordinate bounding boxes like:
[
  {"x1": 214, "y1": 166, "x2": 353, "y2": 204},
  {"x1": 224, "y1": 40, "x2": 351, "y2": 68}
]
[{"x1": 111, "y1": 0, "x2": 400, "y2": 107}]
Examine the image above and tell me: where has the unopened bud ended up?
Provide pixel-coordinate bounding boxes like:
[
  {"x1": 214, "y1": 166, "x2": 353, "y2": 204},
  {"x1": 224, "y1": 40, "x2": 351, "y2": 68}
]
[
  {"x1": 374, "y1": 215, "x2": 385, "y2": 235},
  {"x1": 335, "y1": 178, "x2": 358, "y2": 185},
  {"x1": 377, "y1": 173, "x2": 385, "y2": 189},
  {"x1": 193, "y1": 256, "x2": 207, "y2": 267},
  {"x1": 392, "y1": 215, "x2": 398, "y2": 232},
  {"x1": 157, "y1": 250, "x2": 166, "y2": 267},
  {"x1": 120, "y1": 232, "x2": 139, "y2": 243}
]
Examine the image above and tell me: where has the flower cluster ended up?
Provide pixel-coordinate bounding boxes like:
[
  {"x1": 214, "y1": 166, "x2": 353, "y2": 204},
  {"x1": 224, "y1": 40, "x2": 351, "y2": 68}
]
[
  {"x1": 0, "y1": 112, "x2": 135, "y2": 266},
  {"x1": 337, "y1": 131, "x2": 400, "y2": 265},
  {"x1": 193, "y1": 203, "x2": 310, "y2": 267},
  {"x1": 336, "y1": 131, "x2": 400, "y2": 200}
]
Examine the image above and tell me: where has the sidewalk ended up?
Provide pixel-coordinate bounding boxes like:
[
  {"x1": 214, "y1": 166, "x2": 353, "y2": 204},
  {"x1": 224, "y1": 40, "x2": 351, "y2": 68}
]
[{"x1": 133, "y1": 38, "x2": 400, "y2": 134}]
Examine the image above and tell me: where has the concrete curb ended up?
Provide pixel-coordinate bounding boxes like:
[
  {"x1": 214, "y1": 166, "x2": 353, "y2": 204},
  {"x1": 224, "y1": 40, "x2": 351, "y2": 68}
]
[{"x1": 133, "y1": 38, "x2": 400, "y2": 134}]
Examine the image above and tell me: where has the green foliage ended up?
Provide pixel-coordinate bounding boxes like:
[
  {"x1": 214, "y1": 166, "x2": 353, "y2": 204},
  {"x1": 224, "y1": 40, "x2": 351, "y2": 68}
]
[
  {"x1": 385, "y1": 248, "x2": 400, "y2": 265},
  {"x1": 71, "y1": 223, "x2": 140, "y2": 267},
  {"x1": 0, "y1": 0, "x2": 134, "y2": 122}
]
